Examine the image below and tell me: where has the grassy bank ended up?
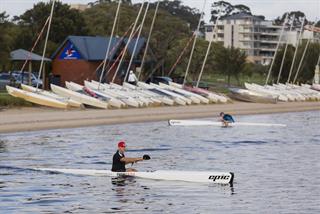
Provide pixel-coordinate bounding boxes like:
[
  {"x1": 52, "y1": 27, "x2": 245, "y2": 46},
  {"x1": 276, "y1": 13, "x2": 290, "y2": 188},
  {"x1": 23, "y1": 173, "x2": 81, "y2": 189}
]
[
  {"x1": 198, "y1": 73, "x2": 266, "y2": 93},
  {"x1": 0, "y1": 91, "x2": 33, "y2": 107}
]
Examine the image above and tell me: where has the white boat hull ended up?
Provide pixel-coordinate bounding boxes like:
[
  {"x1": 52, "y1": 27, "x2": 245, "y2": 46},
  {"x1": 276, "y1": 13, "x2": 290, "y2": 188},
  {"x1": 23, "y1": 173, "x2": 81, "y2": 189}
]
[
  {"x1": 51, "y1": 84, "x2": 108, "y2": 109},
  {"x1": 87, "y1": 81, "x2": 140, "y2": 108},
  {"x1": 21, "y1": 84, "x2": 83, "y2": 108},
  {"x1": 6, "y1": 86, "x2": 68, "y2": 109},
  {"x1": 35, "y1": 168, "x2": 234, "y2": 184},
  {"x1": 122, "y1": 82, "x2": 174, "y2": 106},
  {"x1": 137, "y1": 82, "x2": 186, "y2": 105}
]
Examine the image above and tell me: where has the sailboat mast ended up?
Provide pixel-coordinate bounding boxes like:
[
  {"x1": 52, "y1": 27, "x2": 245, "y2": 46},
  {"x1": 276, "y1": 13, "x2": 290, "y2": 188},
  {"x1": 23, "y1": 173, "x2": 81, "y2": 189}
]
[
  {"x1": 265, "y1": 13, "x2": 288, "y2": 85},
  {"x1": 99, "y1": 0, "x2": 122, "y2": 87},
  {"x1": 293, "y1": 21, "x2": 317, "y2": 84},
  {"x1": 196, "y1": 15, "x2": 221, "y2": 88},
  {"x1": 124, "y1": 0, "x2": 150, "y2": 82},
  {"x1": 277, "y1": 14, "x2": 295, "y2": 84},
  {"x1": 138, "y1": 0, "x2": 160, "y2": 81},
  {"x1": 182, "y1": 0, "x2": 207, "y2": 86},
  {"x1": 111, "y1": 1, "x2": 145, "y2": 83},
  {"x1": 36, "y1": 0, "x2": 55, "y2": 90},
  {"x1": 287, "y1": 16, "x2": 305, "y2": 83}
]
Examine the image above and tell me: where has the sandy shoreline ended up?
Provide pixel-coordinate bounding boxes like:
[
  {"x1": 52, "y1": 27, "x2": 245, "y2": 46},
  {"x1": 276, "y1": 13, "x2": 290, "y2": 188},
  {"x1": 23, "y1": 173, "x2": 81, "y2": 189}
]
[{"x1": 0, "y1": 101, "x2": 319, "y2": 134}]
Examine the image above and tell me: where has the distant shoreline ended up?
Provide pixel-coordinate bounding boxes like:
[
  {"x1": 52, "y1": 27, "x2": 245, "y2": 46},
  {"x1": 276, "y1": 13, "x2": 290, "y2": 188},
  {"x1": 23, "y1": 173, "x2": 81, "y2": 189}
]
[{"x1": 0, "y1": 101, "x2": 319, "y2": 134}]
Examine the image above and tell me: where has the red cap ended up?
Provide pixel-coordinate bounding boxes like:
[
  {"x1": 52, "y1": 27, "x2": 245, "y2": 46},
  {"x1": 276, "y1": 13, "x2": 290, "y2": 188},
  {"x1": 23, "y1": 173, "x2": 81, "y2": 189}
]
[{"x1": 118, "y1": 141, "x2": 126, "y2": 148}]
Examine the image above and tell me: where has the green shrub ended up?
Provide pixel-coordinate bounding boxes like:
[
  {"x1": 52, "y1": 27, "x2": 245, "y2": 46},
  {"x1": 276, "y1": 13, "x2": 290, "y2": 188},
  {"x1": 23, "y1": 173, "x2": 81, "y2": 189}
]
[{"x1": 0, "y1": 92, "x2": 33, "y2": 107}]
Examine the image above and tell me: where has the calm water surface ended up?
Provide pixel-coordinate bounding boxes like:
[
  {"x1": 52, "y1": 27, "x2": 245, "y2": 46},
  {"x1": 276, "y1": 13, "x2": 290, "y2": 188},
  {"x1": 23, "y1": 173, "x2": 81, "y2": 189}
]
[{"x1": 0, "y1": 111, "x2": 319, "y2": 213}]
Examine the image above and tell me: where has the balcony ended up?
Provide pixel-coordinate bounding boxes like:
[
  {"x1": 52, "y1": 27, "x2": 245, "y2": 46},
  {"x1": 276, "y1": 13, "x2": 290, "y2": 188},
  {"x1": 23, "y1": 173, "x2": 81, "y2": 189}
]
[
  {"x1": 259, "y1": 47, "x2": 277, "y2": 51},
  {"x1": 259, "y1": 31, "x2": 279, "y2": 36}
]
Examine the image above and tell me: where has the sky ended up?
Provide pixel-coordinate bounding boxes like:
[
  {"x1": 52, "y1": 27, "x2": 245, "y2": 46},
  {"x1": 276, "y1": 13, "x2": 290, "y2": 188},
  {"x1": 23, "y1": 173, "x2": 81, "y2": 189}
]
[{"x1": 1, "y1": 0, "x2": 319, "y2": 23}]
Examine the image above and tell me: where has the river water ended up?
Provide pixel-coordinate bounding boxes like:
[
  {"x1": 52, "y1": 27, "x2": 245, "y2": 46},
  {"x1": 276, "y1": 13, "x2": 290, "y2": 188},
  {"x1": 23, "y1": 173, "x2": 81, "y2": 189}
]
[{"x1": 0, "y1": 111, "x2": 319, "y2": 213}]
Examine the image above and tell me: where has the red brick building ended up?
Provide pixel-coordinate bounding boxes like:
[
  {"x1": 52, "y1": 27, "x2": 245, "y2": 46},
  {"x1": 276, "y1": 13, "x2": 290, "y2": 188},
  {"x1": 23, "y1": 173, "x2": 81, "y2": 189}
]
[{"x1": 51, "y1": 36, "x2": 153, "y2": 86}]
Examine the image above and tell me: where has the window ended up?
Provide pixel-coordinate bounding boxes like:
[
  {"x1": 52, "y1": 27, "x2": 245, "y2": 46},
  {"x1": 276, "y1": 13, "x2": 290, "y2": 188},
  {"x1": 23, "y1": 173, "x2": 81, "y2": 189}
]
[
  {"x1": 231, "y1": 25, "x2": 234, "y2": 47},
  {"x1": 206, "y1": 26, "x2": 213, "y2": 32}
]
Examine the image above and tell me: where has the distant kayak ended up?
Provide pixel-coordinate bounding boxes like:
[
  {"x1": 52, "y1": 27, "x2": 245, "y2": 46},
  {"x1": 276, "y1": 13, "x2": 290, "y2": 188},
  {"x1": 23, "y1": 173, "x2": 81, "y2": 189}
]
[{"x1": 168, "y1": 120, "x2": 287, "y2": 127}]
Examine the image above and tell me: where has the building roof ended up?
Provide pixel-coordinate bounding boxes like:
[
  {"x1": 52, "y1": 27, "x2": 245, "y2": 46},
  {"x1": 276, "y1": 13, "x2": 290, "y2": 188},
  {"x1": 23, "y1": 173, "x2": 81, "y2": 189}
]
[
  {"x1": 221, "y1": 13, "x2": 264, "y2": 21},
  {"x1": 52, "y1": 35, "x2": 146, "y2": 61},
  {"x1": 10, "y1": 49, "x2": 51, "y2": 61}
]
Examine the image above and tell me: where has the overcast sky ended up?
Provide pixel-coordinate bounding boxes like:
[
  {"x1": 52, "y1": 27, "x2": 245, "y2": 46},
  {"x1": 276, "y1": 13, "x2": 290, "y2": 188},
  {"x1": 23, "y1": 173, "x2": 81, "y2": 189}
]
[{"x1": 1, "y1": 0, "x2": 319, "y2": 22}]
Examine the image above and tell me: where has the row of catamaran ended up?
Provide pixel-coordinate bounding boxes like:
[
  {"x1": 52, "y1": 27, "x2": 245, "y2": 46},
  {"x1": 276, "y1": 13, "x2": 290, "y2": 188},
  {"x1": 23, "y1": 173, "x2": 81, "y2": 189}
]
[
  {"x1": 6, "y1": 1, "x2": 320, "y2": 108},
  {"x1": 6, "y1": 80, "x2": 230, "y2": 109},
  {"x1": 230, "y1": 13, "x2": 320, "y2": 103},
  {"x1": 7, "y1": 79, "x2": 320, "y2": 109}
]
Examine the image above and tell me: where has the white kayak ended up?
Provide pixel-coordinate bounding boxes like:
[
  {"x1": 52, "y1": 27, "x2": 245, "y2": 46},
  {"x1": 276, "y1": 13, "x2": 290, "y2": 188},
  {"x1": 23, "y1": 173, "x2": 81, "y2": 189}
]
[
  {"x1": 35, "y1": 168, "x2": 234, "y2": 184},
  {"x1": 168, "y1": 120, "x2": 287, "y2": 127}
]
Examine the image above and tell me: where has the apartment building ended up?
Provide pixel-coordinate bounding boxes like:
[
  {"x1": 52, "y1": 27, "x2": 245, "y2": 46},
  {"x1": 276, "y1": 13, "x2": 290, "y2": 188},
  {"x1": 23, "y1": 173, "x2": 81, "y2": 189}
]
[
  {"x1": 205, "y1": 13, "x2": 283, "y2": 65},
  {"x1": 69, "y1": 4, "x2": 91, "y2": 11}
]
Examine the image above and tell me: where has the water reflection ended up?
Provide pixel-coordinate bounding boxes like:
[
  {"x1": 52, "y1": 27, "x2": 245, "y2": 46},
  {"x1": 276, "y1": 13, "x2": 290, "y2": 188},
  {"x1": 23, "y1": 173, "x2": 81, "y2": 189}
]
[
  {"x1": 0, "y1": 111, "x2": 319, "y2": 213},
  {"x1": 0, "y1": 140, "x2": 7, "y2": 153}
]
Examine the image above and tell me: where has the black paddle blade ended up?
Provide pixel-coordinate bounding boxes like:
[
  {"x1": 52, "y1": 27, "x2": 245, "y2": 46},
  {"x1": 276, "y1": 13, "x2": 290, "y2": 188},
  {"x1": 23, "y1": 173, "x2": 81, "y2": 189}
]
[{"x1": 143, "y1": 154, "x2": 150, "y2": 160}]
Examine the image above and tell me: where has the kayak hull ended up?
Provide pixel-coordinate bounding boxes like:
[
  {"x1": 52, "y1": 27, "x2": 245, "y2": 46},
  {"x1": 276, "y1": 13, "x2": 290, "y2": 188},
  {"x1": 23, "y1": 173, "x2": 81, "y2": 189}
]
[{"x1": 35, "y1": 168, "x2": 234, "y2": 184}]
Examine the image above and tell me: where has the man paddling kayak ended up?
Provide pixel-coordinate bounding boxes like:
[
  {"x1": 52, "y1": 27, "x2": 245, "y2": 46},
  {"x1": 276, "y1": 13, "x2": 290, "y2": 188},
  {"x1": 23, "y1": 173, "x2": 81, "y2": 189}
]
[
  {"x1": 219, "y1": 112, "x2": 235, "y2": 126},
  {"x1": 112, "y1": 141, "x2": 150, "y2": 172}
]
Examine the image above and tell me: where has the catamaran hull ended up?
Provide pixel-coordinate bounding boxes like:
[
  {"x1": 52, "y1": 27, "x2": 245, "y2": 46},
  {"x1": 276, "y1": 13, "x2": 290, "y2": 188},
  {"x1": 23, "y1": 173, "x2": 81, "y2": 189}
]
[
  {"x1": 21, "y1": 84, "x2": 83, "y2": 108},
  {"x1": 51, "y1": 84, "x2": 108, "y2": 109},
  {"x1": 35, "y1": 168, "x2": 234, "y2": 184},
  {"x1": 6, "y1": 86, "x2": 68, "y2": 109},
  {"x1": 229, "y1": 88, "x2": 278, "y2": 104}
]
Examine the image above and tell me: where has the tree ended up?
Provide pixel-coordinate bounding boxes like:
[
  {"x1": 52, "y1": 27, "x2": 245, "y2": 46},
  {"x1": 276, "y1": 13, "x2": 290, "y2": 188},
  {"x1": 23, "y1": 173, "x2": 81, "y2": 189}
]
[
  {"x1": 165, "y1": 38, "x2": 213, "y2": 81},
  {"x1": 83, "y1": 1, "x2": 191, "y2": 78},
  {"x1": 274, "y1": 11, "x2": 307, "y2": 26},
  {"x1": 14, "y1": 1, "x2": 88, "y2": 55},
  {"x1": 213, "y1": 45, "x2": 247, "y2": 85},
  {"x1": 270, "y1": 45, "x2": 295, "y2": 83},
  {"x1": 292, "y1": 41, "x2": 320, "y2": 83},
  {"x1": 210, "y1": 1, "x2": 252, "y2": 22},
  {"x1": 0, "y1": 12, "x2": 16, "y2": 71},
  {"x1": 151, "y1": 0, "x2": 201, "y2": 30}
]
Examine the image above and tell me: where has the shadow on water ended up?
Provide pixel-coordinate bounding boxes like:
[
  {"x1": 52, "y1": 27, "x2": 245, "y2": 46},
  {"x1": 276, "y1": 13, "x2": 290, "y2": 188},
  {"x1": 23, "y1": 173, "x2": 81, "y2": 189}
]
[
  {"x1": 111, "y1": 176, "x2": 137, "y2": 187},
  {"x1": 0, "y1": 165, "x2": 30, "y2": 174},
  {"x1": 230, "y1": 140, "x2": 268, "y2": 145},
  {"x1": 0, "y1": 140, "x2": 8, "y2": 153},
  {"x1": 127, "y1": 148, "x2": 171, "y2": 152},
  {"x1": 200, "y1": 140, "x2": 224, "y2": 144}
]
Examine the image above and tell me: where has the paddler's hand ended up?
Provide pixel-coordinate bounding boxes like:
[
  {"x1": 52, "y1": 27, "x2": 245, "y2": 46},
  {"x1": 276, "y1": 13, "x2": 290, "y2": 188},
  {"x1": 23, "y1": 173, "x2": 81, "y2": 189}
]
[{"x1": 143, "y1": 154, "x2": 150, "y2": 160}]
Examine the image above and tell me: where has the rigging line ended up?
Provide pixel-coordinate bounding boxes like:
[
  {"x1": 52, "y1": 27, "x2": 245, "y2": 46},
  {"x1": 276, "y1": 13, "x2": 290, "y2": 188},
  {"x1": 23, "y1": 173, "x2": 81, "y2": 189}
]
[
  {"x1": 20, "y1": 16, "x2": 50, "y2": 73},
  {"x1": 36, "y1": 0, "x2": 55, "y2": 90},
  {"x1": 94, "y1": 23, "x2": 134, "y2": 79},
  {"x1": 167, "y1": 34, "x2": 196, "y2": 77},
  {"x1": 182, "y1": 0, "x2": 207, "y2": 86},
  {"x1": 94, "y1": 23, "x2": 134, "y2": 75},
  {"x1": 110, "y1": 25, "x2": 142, "y2": 83},
  {"x1": 138, "y1": 0, "x2": 160, "y2": 81}
]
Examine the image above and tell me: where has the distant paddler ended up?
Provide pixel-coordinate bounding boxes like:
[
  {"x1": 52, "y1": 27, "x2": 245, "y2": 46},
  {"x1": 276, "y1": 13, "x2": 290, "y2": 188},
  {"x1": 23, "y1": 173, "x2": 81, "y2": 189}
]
[
  {"x1": 219, "y1": 112, "x2": 235, "y2": 127},
  {"x1": 112, "y1": 141, "x2": 150, "y2": 172}
]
